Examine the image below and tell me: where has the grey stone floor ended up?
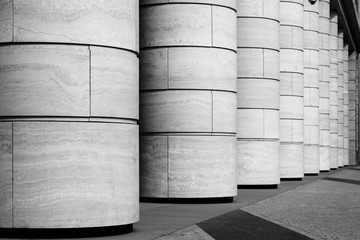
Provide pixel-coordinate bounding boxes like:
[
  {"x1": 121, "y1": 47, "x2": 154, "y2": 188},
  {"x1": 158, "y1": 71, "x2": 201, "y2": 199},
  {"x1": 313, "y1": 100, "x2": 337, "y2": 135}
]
[{"x1": 2, "y1": 167, "x2": 359, "y2": 240}]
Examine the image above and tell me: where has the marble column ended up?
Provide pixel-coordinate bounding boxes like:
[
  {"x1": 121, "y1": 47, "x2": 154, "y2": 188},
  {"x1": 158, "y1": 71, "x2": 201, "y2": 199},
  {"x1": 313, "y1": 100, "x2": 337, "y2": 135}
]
[
  {"x1": 343, "y1": 43, "x2": 350, "y2": 166},
  {"x1": 303, "y1": 0, "x2": 320, "y2": 174},
  {"x1": 0, "y1": 0, "x2": 139, "y2": 229},
  {"x1": 349, "y1": 52, "x2": 357, "y2": 164},
  {"x1": 139, "y1": 1, "x2": 237, "y2": 199},
  {"x1": 337, "y1": 28, "x2": 344, "y2": 167},
  {"x1": 280, "y1": 0, "x2": 304, "y2": 179},
  {"x1": 329, "y1": 11, "x2": 339, "y2": 169},
  {"x1": 236, "y1": 0, "x2": 280, "y2": 186},
  {"x1": 318, "y1": 0, "x2": 331, "y2": 171}
]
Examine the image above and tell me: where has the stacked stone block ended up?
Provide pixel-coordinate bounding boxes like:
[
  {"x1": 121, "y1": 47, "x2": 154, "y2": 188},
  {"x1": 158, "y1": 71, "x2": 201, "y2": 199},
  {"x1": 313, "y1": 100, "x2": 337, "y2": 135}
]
[
  {"x1": 303, "y1": 0, "x2": 320, "y2": 174},
  {"x1": 318, "y1": 0, "x2": 331, "y2": 171},
  {"x1": 0, "y1": 0, "x2": 139, "y2": 228},
  {"x1": 337, "y1": 28, "x2": 344, "y2": 167},
  {"x1": 236, "y1": 0, "x2": 280, "y2": 186},
  {"x1": 343, "y1": 43, "x2": 350, "y2": 165},
  {"x1": 329, "y1": 11, "x2": 339, "y2": 169},
  {"x1": 280, "y1": 0, "x2": 305, "y2": 179},
  {"x1": 139, "y1": 0, "x2": 237, "y2": 199},
  {"x1": 349, "y1": 52, "x2": 357, "y2": 164}
]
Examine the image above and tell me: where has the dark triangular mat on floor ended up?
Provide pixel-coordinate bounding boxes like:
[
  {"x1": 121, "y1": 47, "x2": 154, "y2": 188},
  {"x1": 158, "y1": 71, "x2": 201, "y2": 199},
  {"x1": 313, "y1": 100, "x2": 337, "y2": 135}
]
[{"x1": 198, "y1": 209, "x2": 312, "y2": 240}]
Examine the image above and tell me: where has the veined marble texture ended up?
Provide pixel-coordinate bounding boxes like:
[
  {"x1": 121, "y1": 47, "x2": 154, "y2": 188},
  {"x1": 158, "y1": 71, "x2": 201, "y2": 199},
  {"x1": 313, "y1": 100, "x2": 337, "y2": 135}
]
[
  {"x1": 0, "y1": 122, "x2": 12, "y2": 227},
  {"x1": 280, "y1": 0, "x2": 304, "y2": 178},
  {"x1": 304, "y1": 145, "x2": 320, "y2": 173},
  {"x1": 12, "y1": 122, "x2": 139, "y2": 228},
  {"x1": 9, "y1": 0, "x2": 139, "y2": 51},
  {"x1": 280, "y1": 1, "x2": 304, "y2": 28},
  {"x1": 280, "y1": 26, "x2": 303, "y2": 50},
  {"x1": 0, "y1": 44, "x2": 139, "y2": 121},
  {"x1": 140, "y1": 4, "x2": 236, "y2": 50},
  {"x1": 237, "y1": 109, "x2": 279, "y2": 139},
  {"x1": 0, "y1": 0, "x2": 12, "y2": 42},
  {"x1": 237, "y1": 0, "x2": 279, "y2": 20},
  {"x1": 280, "y1": 119, "x2": 304, "y2": 142},
  {"x1": 139, "y1": 1, "x2": 237, "y2": 196},
  {"x1": 280, "y1": 143, "x2": 304, "y2": 178},
  {"x1": 280, "y1": 96, "x2": 304, "y2": 119},
  {"x1": 140, "y1": 90, "x2": 236, "y2": 134},
  {"x1": 319, "y1": 98, "x2": 330, "y2": 114},
  {"x1": 236, "y1": 0, "x2": 280, "y2": 185},
  {"x1": 140, "y1": 47, "x2": 236, "y2": 91},
  {"x1": 320, "y1": 145, "x2": 330, "y2": 170},
  {"x1": 140, "y1": 135, "x2": 237, "y2": 198},
  {"x1": 280, "y1": 73, "x2": 304, "y2": 96},
  {"x1": 237, "y1": 18, "x2": 279, "y2": 50},
  {"x1": 237, "y1": 140, "x2": 280, "y2": 185},
  {"x1": 237, "y1": 79, "x2": 279, "y2": 109},
  {"x1": 90, "y1": 46, "x2": 139, "y2": 119},
  {"x1": 237, "y1": 49, "x2": 279, "y2": 79},
  {"x1": 280, "y1": 49, "x2": 304, "y2": 73}
]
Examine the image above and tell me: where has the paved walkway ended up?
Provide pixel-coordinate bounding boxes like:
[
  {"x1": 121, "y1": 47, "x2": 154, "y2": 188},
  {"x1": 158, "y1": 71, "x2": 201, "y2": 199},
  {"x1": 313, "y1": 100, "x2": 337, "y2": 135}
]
[{"x1": 1, "y1": 166, "x2": 359, "y2": 240}]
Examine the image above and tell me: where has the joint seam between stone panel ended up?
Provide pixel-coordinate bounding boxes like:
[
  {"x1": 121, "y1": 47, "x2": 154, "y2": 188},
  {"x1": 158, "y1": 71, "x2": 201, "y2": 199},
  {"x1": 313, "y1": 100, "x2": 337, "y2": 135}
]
[
  {"x1": 262, "y1": 49, "x2": 265, "y2": 78},
  {"x1": 237, "y1": 47, "x2": 279, "y2": 52},
  {"x1": 211, "y1": 6, "x2": 213, "y2": 47},
  {"x1": 236, "y1": 16, "x2": 280, "y2": 23},
  {"x1": 211, "y1": 91, "x2": 213, "y2": 133},
  {"x1": 237, "y1": 77, "x2": 280, "y2": 82},
  {"x1": 237, "y1": 107, "x2": 280, "y2": 111},
  {"x1": 280, "y1": 24, "x2": 304, "y2": 30},
  {"x1": 167, "y1": 47, "x2": 169, "y2": 89},
  {"x1": 141, "y1": 45, "x2": 237, "y2": 54},
  {"x1": 11, "y1": 122, "x2": 14, "y2": 228},
  {"x1": 304, "y1": 29, "x2": 320, "y2": 34},
  {"x1": 11, "y1": 0, "x2": 14, "y2": 42},
  {"x1": 167, "y1": 136, "x2": 169, "y2": 198},
  {"x1": 140, "y1": 89, "x2": 237, "y2": 94},
  {"x1": 89, "y1": 46, "x2": 92, "y2": 117},
  {"x1": 280, "y1": 1, "x2": 304, "y2": 7},
  {"x1": 140, "y1": 3, "x2": 237, "y2": 12}
]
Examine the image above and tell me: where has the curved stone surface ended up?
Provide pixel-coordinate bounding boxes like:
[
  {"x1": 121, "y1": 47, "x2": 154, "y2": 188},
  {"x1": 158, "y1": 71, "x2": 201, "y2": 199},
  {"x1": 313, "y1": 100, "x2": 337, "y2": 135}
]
[
  {"x1": 140, "y1": 0, "x2": 237, "y2": 10},
  {"x1": 140, "y1": 135, "x2": 237, "y2": 198},
  {"x1": 140, "y1": 47, "x2": 237, "y2": 91},
  {"x1": 280, "y1": 0, "x2": 304, "y2": 178},
  {"x1": 0, "y1": 0, "x2": 12, "y2": 43},
  {"x1": 10, "y1": 0, "x2": 139, "y2": 52},
  {"x1": 140, "y1": 4, "x2": 236, "y2": 50},
  {"x1": 237, "y1": 0, "x2": 280, "y2": 185},
  {"x1": 236, "y1": 0, "x2": 279, "y2": 20},
  {"x1": 237, "y1": 109, "x2": 279, "y2": 139},
  {"x1": 280, "y1": 143, "x2": 304, "y2": 178},
  {"x1": 12, "y1": 122, "x2": 139, "y2": 228},
  {"x1": 237, "y1": 79, "x2": 279, "y2": 109},
  {"x1": 140, "y1": 1, "x2": 237, "y2": 198},
  {"x1": 237, "y1": 140, "x2": 280, "y2": 185},
  {"x1": 0, "y1": 122, "x2": 12, "y2": 228},
  {"x1": 237, "y1": 49, "x2": 280, "y2": 79},
  {"x1": 140, "y1": 91, "x2": 236, "y2": 133},
  {"x1": 0, "y1": 45, "x2": 139, "y2": 120}
]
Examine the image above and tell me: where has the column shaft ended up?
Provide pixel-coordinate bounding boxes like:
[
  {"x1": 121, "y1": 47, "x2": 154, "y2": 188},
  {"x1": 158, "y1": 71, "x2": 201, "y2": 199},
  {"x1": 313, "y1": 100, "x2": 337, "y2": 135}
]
[
  {"x1": 0, "y1": 0, "x2": 139, "y2": 229},
  {"x1": 280, "y1": 0, "x2": 304, "y2": 178},
  {"x1": 349, "y1": 52, "x2": 357, "y2": 164},
  {"x1": 319, "y1": 0, "x2": 331, "y2": 171},
  {"x1": 329, "y1": 11, "x2": 338, "y2": 169},
  {"x1": 343, "y1": 43, "x2": 350, "y2": 166},
  {"x1": 139, "y1": 1, "x2": 238, "y2": 199},
  {"x1": 303, "y1": 0, "x2": 320, "y2": 174},
  {"x1": 236, "y1": 0, "x2": 280, "y2": 186},
  {"x1": 337, "y1": 28, "x2": 344, "y2": 167}
]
